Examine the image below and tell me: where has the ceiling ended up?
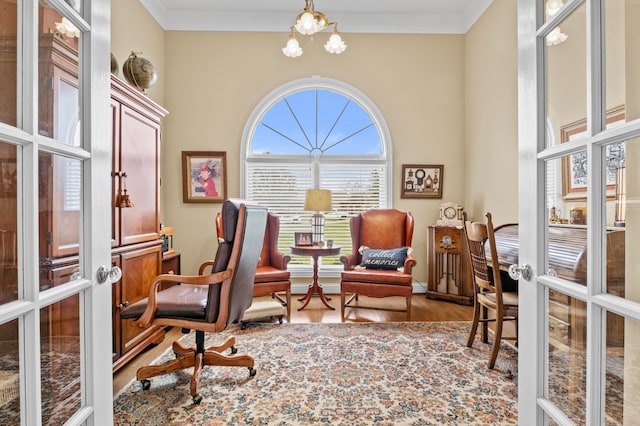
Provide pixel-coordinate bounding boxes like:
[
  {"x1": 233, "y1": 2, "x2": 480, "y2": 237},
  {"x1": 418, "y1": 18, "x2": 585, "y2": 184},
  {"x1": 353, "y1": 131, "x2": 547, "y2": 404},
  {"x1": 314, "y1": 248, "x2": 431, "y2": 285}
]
[{"x1": 139, "y1": 0, "x2": 494, "y2": 34}]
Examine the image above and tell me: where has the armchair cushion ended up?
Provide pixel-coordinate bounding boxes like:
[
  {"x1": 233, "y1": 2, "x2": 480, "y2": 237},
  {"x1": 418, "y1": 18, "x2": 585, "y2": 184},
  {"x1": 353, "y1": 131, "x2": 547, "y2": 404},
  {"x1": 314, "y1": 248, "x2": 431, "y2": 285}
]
[
  {"x1": 253, "y1": 266, "x2": 290, "y2": 283},
  {"x1": 359, "y1": 246, "x2": 410, "y2": 271},
  {"x1": 342, "y1": 268, "x2": 413, "y2": 286}
]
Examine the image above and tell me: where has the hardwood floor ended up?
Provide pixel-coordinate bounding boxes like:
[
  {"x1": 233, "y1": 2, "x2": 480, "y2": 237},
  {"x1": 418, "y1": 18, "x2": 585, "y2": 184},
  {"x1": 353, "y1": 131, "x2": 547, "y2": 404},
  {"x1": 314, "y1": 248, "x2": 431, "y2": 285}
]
[{"x1": 113, "y1": 294, "x2": 473, "y2": 396}]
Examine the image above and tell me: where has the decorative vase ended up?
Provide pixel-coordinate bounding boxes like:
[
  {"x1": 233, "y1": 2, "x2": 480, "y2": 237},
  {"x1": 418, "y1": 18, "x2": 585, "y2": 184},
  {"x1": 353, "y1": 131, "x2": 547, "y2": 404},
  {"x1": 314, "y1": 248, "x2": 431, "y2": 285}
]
[
  {"x1": 110, "y1": 53, "x2": 119, "y2": 75},
  {"x1": 122, "y1": 51, "x2": 157, "y2": 92}
]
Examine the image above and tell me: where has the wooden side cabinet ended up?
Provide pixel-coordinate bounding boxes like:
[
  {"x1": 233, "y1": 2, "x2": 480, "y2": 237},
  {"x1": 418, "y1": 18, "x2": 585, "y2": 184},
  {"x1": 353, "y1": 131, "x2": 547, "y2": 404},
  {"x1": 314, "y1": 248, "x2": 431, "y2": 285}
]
[
  {"x1": 161, "y1": 252, "x2": 181, "y2": 291},
  {"x1": 112, "y1": 242, "x2": 164, "y2": 372},
  {"x1": 426, "y1": 226, "x2": 474, "y2": 305}
]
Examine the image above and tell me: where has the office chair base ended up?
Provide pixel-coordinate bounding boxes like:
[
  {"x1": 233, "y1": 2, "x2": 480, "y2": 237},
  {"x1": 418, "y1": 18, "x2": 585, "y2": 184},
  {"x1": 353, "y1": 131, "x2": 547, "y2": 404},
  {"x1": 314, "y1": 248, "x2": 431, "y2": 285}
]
[{"x1": 136, "y1": 335, "x2": 255, "y2": 404}]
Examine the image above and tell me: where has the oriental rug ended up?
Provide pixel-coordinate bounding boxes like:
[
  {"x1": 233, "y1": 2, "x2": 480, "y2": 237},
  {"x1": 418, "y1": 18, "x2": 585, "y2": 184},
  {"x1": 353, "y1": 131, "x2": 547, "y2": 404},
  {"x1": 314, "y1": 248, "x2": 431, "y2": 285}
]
[{"x1": 113, "y1": 322, "x2": 518, "y2": 425}]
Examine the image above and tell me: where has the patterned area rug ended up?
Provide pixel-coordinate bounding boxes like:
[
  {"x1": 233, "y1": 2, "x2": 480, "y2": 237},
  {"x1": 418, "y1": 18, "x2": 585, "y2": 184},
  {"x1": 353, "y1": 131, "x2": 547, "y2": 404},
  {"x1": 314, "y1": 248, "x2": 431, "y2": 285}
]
[
  {"x1": 113, "y1": 322, "x2": 518, "y2": 425},
  {"x1": 0, "y1": 337, "x2": 80, "y2": 425}
]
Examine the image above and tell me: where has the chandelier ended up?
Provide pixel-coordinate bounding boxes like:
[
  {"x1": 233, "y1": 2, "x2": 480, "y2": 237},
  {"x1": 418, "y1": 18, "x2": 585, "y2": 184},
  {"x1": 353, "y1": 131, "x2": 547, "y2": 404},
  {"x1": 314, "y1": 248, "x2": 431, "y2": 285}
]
[{"x1": 282, "y1": 0, "x2": 347, "y2": 58}]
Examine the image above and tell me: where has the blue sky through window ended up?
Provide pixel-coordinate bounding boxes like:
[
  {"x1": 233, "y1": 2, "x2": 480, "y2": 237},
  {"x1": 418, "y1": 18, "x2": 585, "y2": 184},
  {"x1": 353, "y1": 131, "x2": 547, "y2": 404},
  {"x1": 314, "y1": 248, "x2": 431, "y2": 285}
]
[{"x1": 251, "y1": 89, "x2": 382, "y2": 155}]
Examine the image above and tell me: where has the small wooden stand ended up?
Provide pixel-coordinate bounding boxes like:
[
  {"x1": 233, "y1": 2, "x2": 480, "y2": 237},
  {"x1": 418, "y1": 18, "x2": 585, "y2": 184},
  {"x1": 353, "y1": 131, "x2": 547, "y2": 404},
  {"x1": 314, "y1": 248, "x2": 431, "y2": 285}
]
[
  {"x1": 290, "y1": 244, "x2": 341, "y2": 310},
  {"x1": 426, "y1": 226, "x2": 473, "y2": 305}
]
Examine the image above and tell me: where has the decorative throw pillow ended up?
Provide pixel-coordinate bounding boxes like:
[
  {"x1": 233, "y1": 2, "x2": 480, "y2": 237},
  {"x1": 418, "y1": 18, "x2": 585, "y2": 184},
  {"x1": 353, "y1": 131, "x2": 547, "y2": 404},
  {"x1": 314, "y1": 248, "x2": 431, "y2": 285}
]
[{"x1": 359, "y1": 246, "x2": 410, "y2": 270}]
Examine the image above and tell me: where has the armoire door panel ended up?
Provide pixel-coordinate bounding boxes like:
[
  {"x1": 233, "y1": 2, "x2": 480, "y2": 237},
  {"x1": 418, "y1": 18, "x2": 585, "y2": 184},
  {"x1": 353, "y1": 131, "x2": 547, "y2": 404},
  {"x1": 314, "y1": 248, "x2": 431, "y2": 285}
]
[
  {"x1": 118, "y1": 105, "x2": 160, "y2": 246},
  {"x1": 38, "y1": 63, "x2": 81, "y2": 260},
  {"x1": 119, "y1": 244, "x2": 162, "y2": 354}
]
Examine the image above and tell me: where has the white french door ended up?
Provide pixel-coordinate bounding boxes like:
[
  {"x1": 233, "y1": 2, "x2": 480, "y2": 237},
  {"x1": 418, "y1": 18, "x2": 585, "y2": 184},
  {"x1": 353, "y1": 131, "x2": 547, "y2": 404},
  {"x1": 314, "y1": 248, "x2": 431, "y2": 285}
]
[
  {"x1": 0, "y1": 0, "x2": 113, "y2": 424},
  {"x1": 518, "y1": 0, "x2": 640, "y2": 424}
]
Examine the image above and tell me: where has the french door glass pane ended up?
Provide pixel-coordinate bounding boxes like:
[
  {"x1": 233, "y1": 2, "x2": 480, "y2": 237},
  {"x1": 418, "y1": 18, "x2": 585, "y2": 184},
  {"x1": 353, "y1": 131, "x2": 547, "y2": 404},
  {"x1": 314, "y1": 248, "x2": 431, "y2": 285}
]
[
  {"x1": 38, "y1": 153, "x2": 82, "y2": 292},
  {"x1": 546, "y1": 157, "x2": 564, "y2": 225},
  {"x1": 38, "y1": 2, "x2": 80, "y2": 145},
  {"x1": 605, "y1": 137, "x2": 639, "y2": 302},
  {"x1": 0, "y1": 319, "x2": 20, "y2": 424},
  {"x1": 612, "y1": 313, "x2": 640, "y2": 423},
  {"x1": 546, "y1": 152, "x2": 588, "y2": 285},
  {"x1": 64, "y1": 0, "x2": 82, "y2": 13},
  {"x1": 605, "y1": 311, "x2": 632, "y2": 424},
  {"x1": 0, "y1": 2, "x2": 17, "y2": 127},
  {"x1": 0, "y1": 141, "x2": 18, "y2": 305},
  {"x1": 546, "y1": 2, "x2": 586, "y2": 148},
  {"x1": 547, "y1": 293, "x2": 587, "y2": 424},
  {"x1": 604, "y1": 0, "x2": 625, "y2": 116},
  {"x1": 40, "y1": 294, "x2": 81, "y2": 424},
  {"x1": 543, "y1": 0, "x2": 566, "y2": 25},
  {"x1": 605, "y1": 0, "x2": 639, "y2": 121}
]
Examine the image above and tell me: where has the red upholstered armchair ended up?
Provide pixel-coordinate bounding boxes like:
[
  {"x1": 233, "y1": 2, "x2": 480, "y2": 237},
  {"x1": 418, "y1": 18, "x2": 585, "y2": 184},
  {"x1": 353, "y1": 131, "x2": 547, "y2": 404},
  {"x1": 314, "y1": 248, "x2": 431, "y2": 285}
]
[
  {"x1": 216, "y1": 211, "x2": 291, "y2": 321},
  {"x1": 340, "y1": 209, "x2": 417, "y2": 321}
]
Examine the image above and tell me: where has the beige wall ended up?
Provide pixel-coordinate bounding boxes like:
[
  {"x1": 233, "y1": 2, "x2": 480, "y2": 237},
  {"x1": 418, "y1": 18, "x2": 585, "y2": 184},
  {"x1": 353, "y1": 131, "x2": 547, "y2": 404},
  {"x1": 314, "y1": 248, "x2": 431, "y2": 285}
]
[
  {"x1": 464, "y1": 0, "x2": 518, "y2": 226},
  {"x1": 111, "y1": 0, "x2": 165, "y2": 106},
  {"x1": 111, "y1": 1, "x2": 519, "y2": 283}
]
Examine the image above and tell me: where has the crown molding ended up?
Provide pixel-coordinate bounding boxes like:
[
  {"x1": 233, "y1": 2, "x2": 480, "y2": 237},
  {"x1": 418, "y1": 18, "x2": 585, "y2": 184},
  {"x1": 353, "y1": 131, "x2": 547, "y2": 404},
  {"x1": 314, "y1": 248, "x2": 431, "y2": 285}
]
[{"x1": 138, "y1": 0, "x2": 493, "y2": 34}]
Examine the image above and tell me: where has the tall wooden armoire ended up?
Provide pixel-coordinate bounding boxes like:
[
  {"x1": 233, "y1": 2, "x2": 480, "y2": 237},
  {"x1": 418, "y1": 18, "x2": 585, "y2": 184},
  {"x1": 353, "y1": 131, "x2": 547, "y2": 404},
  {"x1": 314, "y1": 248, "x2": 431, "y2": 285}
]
[{"x1": 34, "y1": 33, "x2": 168, "y2": 372}]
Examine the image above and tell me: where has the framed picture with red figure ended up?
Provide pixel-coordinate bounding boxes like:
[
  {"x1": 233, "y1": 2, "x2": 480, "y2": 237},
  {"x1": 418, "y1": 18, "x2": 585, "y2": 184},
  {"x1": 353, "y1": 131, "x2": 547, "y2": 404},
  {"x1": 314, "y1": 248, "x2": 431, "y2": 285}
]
[{"x1": 182, "y1": 151, "x2": 227, "y2": 203}]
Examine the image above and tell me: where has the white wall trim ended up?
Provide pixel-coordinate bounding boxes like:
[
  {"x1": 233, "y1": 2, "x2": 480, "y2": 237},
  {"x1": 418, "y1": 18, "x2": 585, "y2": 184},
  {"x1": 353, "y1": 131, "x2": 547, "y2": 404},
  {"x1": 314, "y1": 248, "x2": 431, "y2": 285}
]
[{"x1": 139, "y1": 0, "x2": 493, "y2": 34}]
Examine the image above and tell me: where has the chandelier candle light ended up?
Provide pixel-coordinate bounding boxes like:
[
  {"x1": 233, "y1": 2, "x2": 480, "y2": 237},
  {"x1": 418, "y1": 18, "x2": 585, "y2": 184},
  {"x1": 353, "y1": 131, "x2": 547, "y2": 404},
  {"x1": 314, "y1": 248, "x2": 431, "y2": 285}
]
[
  {"x1": 545, "y1": 0, "x2": 568, "y2": 46},
  {"x1": 282, "y1": 0, "x2": 347, "y2": 58},
  {"x1": 305, "y1": 189, "x2": 333, "y2": 245}
]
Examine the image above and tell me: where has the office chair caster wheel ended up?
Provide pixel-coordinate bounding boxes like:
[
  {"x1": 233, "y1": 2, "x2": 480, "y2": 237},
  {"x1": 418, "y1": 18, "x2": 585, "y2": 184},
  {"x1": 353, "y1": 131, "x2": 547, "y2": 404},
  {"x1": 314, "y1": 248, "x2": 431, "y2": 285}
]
[
  {"x1": 192, "y1": 394, "x2": 203, "y2": 405},
  {"x1": 248, "y1": 367, "x2": 256, "y2": 377},
  {"x1": 230, "y1": 346, "x2": 238, "y2": 355},
  {"x1": 141, "y1": 379, "x2": 151, "y2": 391}
]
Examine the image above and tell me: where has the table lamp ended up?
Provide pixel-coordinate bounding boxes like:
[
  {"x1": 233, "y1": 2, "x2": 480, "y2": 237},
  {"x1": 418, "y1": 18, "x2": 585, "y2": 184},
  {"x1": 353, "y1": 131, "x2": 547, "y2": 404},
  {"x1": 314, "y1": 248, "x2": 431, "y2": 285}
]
[{"x1": 305, "y1": 189, "x2": 332, "y2": 245}]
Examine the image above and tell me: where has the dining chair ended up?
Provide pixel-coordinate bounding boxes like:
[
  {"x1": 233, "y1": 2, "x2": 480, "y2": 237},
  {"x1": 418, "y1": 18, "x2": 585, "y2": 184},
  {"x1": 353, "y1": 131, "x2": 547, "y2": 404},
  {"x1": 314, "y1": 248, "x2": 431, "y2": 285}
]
[{"x1": 463, "y1": 212, "x2": 518, "y2": 369}]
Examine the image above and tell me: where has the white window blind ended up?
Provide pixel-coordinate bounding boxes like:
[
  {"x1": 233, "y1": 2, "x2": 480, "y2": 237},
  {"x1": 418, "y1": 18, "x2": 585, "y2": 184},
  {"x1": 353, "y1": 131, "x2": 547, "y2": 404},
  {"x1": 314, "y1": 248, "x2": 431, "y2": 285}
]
[{"x1": 246, "y1": 160, "x2": 387, "y2": 265}]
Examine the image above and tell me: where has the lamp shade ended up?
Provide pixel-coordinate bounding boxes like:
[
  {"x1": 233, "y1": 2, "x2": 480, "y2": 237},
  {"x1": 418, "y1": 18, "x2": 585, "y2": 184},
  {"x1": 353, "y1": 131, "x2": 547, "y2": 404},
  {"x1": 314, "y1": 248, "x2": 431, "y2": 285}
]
[{"x1": 305, "y1": 189, "x2": 332, "y2": 212}]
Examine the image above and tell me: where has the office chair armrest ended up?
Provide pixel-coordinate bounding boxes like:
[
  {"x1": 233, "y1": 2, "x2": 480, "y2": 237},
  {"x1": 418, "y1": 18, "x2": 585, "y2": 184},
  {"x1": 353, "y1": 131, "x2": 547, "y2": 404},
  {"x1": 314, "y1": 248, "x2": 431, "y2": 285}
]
[
  {"x1": 198, "y1": 260, "x2": 215, "y2": 275},
  {"x1": 132, "y1": 270, "x2": 232, "y2": 329}
]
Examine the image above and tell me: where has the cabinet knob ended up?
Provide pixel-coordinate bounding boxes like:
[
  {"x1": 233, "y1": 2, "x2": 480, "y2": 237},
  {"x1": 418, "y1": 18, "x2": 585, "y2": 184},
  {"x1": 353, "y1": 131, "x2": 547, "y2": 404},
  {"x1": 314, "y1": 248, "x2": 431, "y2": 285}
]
[{"x1": 118, "y1": 301, "x2": 129, "y2": 311}]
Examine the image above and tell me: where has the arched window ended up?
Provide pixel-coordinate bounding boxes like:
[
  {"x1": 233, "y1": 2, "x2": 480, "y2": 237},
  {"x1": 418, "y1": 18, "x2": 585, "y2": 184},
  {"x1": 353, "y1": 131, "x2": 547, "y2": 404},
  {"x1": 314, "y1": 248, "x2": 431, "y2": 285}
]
[{"x1": 241, "y1": 76, "x2": 392, "y2": 270}]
